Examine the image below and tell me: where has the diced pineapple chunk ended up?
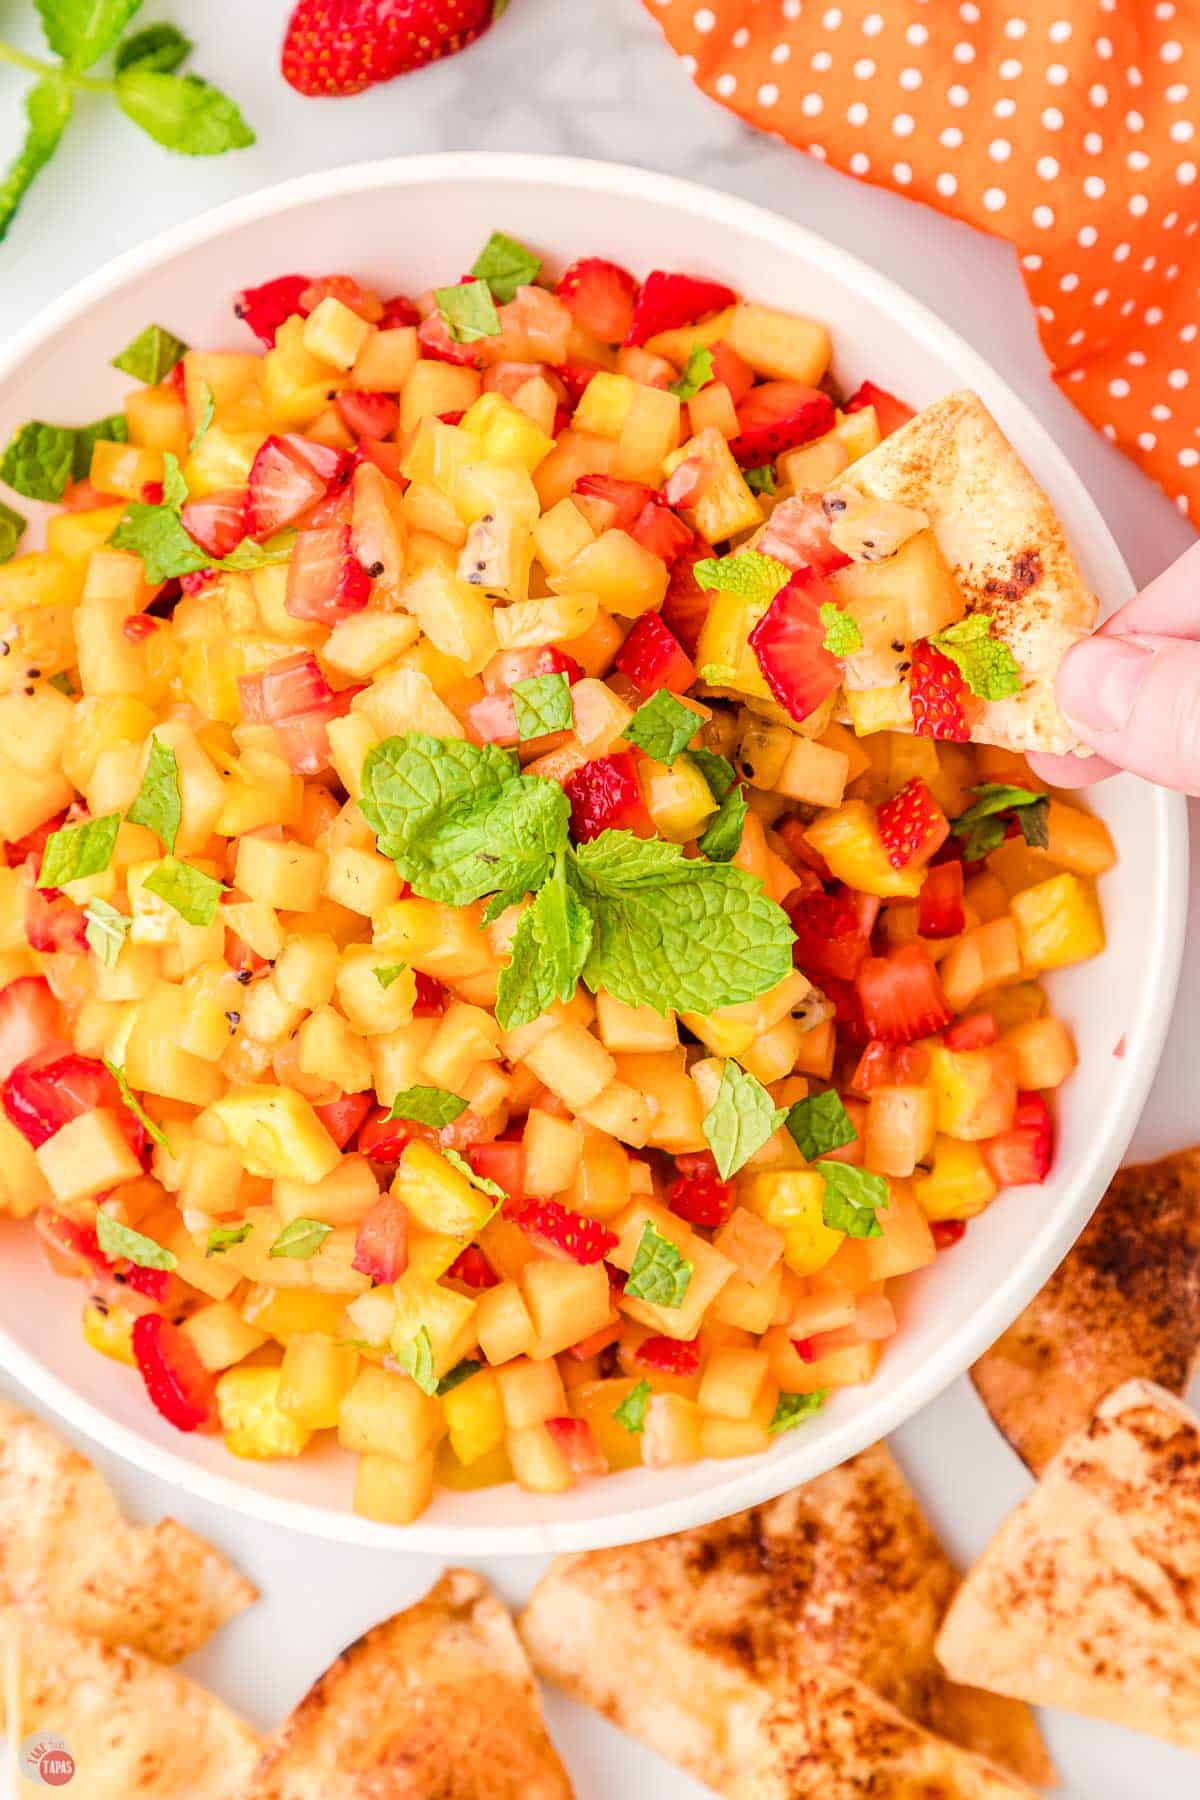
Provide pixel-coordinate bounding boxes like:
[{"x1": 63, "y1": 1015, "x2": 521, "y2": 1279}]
[
  {"x1": 724, "y1": 303, "x2": 832, "y2": 384},
  {"x1": 805, "y1": 799, "x2": 922, "y2": 899},
  {"x1": 1010, "y1": 873, "x2": 1106, "y2": 971},
  {"x1": 35, "y1": 1110, "x2": 143, "y2": 1208},
  {"x1": 664, "y1": 427, "x2": 762, "y2": 543},
  {"x1": 393, "y1": 1140, "x2": 496, "y2": 1238},
  {"x1": 216, "y1": 1365, "x2": 313, "y2": 1459},
  {"x1": 209, "y1": 1086, "x2": 341, "y2": 1182},
  {"x1": 338, "y1": 1364, "x2": 443, "y2": 1459},
  {"x1": 442, "y1": 1367, "x2": 505, "y2": 1466},
  {"x1": 354, "y1": 1449, "x2": 436, "y2": 1523}
]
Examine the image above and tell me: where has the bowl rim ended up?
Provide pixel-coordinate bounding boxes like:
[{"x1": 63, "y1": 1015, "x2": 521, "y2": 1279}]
[{"x1": 0, "y1": 151, "x2": 1187, "y2": 1554}]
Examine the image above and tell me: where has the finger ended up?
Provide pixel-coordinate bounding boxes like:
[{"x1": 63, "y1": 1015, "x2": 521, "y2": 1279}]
[
  {"x1": 1097, "y1": 539, "x2": 1200, "y2": 640},
  {"x1": 1055, "y1": 630, "x2": 1200, "y2": 793},
  {"x1": 1027, "y1": 749, "x2": 1121, "y2": 788}
]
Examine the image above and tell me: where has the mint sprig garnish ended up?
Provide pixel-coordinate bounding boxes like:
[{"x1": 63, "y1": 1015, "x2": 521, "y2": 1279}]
[
  {"x1": 388, "y1": 1086, "x2": 468, "y2": 1128},
  {"x1": 434, "y1": 280, "x2": 501, "y2": 344},
  {"x1": 951, "y1": 783, "x2": 1049, "y2": 861},
  {"x1": 0, "y1": 4, "x2": 254, "y2": 244},
  {"x1": 819, "y1": 1162, "x2": 888, "y2": 1238},
  {"x1": 495, "y1": 853, "x2": 592, "y2": 1031},
  {"x1": 786, "y1": 1089, "x2": 858, "y2": 1162},
  {"x1": 820, "y1": 603, "x2": 862, "y2": 658},
  {"x1": 142, "y1": 855, "x2": 224, "y2": 926},
  {"x1": 744, "y1": 464, "x2": 776, "y2": 496},
  {"x1": 930, "y1": 614, "x2": 1022, "y2": 702},
  {"x1": 38, "y1": 812, "x2": 120, "y2": 887},
  {"x1": 512, "y1": 670, "x2": 573, "y2": 741},
  {"x1": 702, "y1": 1060, "x2": 786, "y2": 1179},
  {"x1": 769, "y1": 1390, "x2": 828, "y2": 1434},
  {"x1": 126, "y1": 736, "x2": 181, "y2": 853},
  {"x1": 612, "y1": 1379, "x2": 652, "y2": 1434},
  {"x1": 668, "y1": 346, "x2": 714, "y2": 400},
  {"x1": 470, "y1": 230, "x2": 541, "y2": 305},
  {"x1": 694, "y1": 549, "x2": 790, "y2": 606},
  {"x1": 0, "y1": 499, "x2": 24, "y2": 562},
  {"x1": 83, "y1": 897, "x2": 130, "y2": 967},
  {"x1": 269, "y1": 1217, "x2": 331, "y2": 1260},
  {"x1": 622, "y1": 689, "x2": 699, "y2": 765},
  {"x1": 95, "y1": 1211, "x2": 176, "y2": 1271},
  {"x1": 394, "y1": 1325, "x2": 437, "y2": 1395},
  {"x1": 112, "y1": 321, "x2": 187, "y2": 384},
  {"x1": 625, "y1": 1223, "x2": 692, "y2": 1308},
  {"x1": 691, "y1": 749, "x2": 747, "y2": 863},
  {"x1": 104, "y1": 1057, "x2": 170, "y2": 1152},
  {"x1": 109, "y1": 451, "x2": 294, "y2": 582}
]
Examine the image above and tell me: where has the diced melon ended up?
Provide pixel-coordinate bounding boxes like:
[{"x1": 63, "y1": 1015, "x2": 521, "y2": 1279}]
[
  {"x1": 216, "y1": 1365, "x2": 313, "y2": 1460},
  {"x1": 663, "y1": 427, "x2": 761, "y2": 543},
  {"x1": 209, "y1": 1086, "x2": 341, "y2": 1182},
  {"x1": 724, "y1": 303, "x2": 832, "y2": 384}
]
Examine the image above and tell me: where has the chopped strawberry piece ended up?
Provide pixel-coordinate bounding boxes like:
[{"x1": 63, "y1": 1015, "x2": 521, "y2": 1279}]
[
  {"x1": 667, "y1": 1158, "x2": 735, "y2": 1228},
  {"x1": 0, "y1": 978, "x2": 63, "y2": 1082},
  {"x1": 238, "y1": 652, "x2": 333, "y2": 724},
  {"x1": 465, "y1": 693, "x2": 521, "y2": 746},
  {"x1": 910, "y1": 640, "x2": 971, "y2": 742},
  {"x1": 3, "y1": 1049, "x2": 146, "y2": 1156},
  {"x1": 417, "y1": 308, "x2": 481, "y2": 368},
  {"x1": 625, "y1": 270, "x2": 737, "y2": 347},
  {"x1": 297, "y1": 274, "x2": 382, "y2": 322},
  {"x1": 660, "y1": 536, "x2": 714, "y2": 658},
  {"x1": 792, "y1": 1336, "x2": 819, "y2": 1364},
  {"x1": 379, "y1": 293, "x2": 421, "y2": 328},
  {"x1": 352, "y1": 1194, "x2": 409, "y2": 1285},
  {"x1": 180, "y1": 567, "x2": 217, "y2": 595},
  {"x1": 35, "y1": 1210, "x2": 106, "y2": 1280},
  {"x1": 4, "y1": 811, "x2": 66, "y2": 870},
  {"x1": 918, "y1": 861, "x2": 966, "y2": 939},
  {"x1": 893, "y1": 1041, "x2": 931, "y2": 1083},
  {"x1": 225, "y1": 931, "x2": 270, "y2": 978},
  {"x1": 983, "y1": 1092, "x2": 1053, "y2": 1186},
  {"x1": 24, "y1": 868, "x2": 87, "y2": 955},
  {"x1": 708, "y1": 340, "x2": 755, "y2": 405},
  {"x1": 313, "y1": 1091, "x2": 373, "y2": 1149},
  {"x1": 786, "y1": 887, "x2": 869, "y2": 985},
  {"x1": 358, "y1": 1106, "x2": 436, "y2": 1163},
  {"x1": 857, "y1": 945, "x2": 952, "y2": 1044},
  {"x1": 544, "y1": 1415, "x2": 607, "y2": 1477},
  {"x1": 140, "y1": 480, "x2": 164, "y2": 505},
  {"x1": 844, "y1": 380, "x2": 916, "y2": 438},
  {"x1": 823, "y1": 975, "x2": 868, "y2": 1043},
  {"x1": 944, "y1": 1012, "x2": 998, "y2": 1052},
  {"x1": 466, "y1": 1140, "x2": 525, "y2": 1201},
  {"x1": 234, "y1": 273, "x2": 309, "y2": 346},
  {"x1": 632, "y1": 496, "x2": 693, "y2": 564},
  {"x1": 729, "y1": 382, "x2": 836, "y2": 467},
  {"x1": 931, "y1": 1218, "x2": 968, "y2": 1250},
  {"x1": 557, "y1": 362, "x2": 605, "y2": 407},
  {"x1": 635, "y1": 1334, "x2": 702, "y2": 1375},
  {"x1": 438, "y1": 410, "x2": 466, "y2": 426},
  {"x1": 285, "y1": 522, "x2": 371, "y2": 624},
  {"x1": 758, "y1": 491, "x2": 852, "y2": 577},
  {"x1": 876, "y1": 779, "x2": 949, "y2": 870},
  {"x1": 336, "y1": 389, "x2": 400, "y2": 440},
  {"x1": 556, "y1": 257, "x2": 638, "y2": 343},
  {"x1": 662, "y1": 459, "x2": 706, "y2": 510},
  {"x1": 354, "y1": 437, "x2": 407, "y2": 484},
  {"x1": 563, "y1": 751, "x2": 654, "y2": 843},
  {"x1": 245, "y1": 435, "x2": 331, "y2": 540},
  {"x1": 748, "y1": 568, "x2": 843, "y2": 725},
  {"x1": 509, "y1": 1197, "x2": 618, "y2": 1264},
  {"x1": 615, "y1": 613, "x2": 696, "y2": 696},
  {"x1": 126, "y1": 1265, "x2": 170, "y2": 1302},
  {"x1": 132, "y1": 1314, "x2": 217, "y2": 1433},
  {"x1": 446, "y1": 1245, "x2": 499, "y2": 1289},
  {"x1": 180, "y1": 487, "x2": 249, "y2": 560},
  {"x1": 61, "y1": 477, "x2": 109, "y2": 512},
  {"x1": 413, "y1": 973, "x2": 447, "y2": 1017},
  {"x1": 849, "y1": 1040, "x2": 897, "y2": 1094},
  {"x1": 122, "y1": 614, "x2": 159, "y2": 642},
  {"x1": 573, "y1": 474, "x2": 692, "y2": 563}
]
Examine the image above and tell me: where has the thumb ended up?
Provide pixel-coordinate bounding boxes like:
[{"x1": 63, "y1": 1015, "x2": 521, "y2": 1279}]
[{"x1": 1056, "y1": 631, "x2": 1200, "y2": 794}]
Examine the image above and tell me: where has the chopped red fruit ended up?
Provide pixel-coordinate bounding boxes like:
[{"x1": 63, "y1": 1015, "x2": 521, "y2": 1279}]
[
  {"x1": 823, "y1": 974, "x2": 868, "y2": 1043},
  {"x1": 413, "y1": 972, "x2": 447, "y2": 1017},
  {"x1": 660, "y1": 535, "x2": 714, "y2": 658},
  {"x1": 238, "y1": 651, "x2": 333, "y2": 724},
  {"x1": 417, "y1": 307, "x2": 481, "y2": 367},
  {"x1": 624, "y1": 270, "x2": 737, "y2": 347},
  {"x1": 786, "y1": 887, "x2": 869, "y2": 985},
  {"x1": 283, "y1": 0, "x2": 501, "y2": 98},
  {"x1": 3, "y1": 1049, "x2": 146, "y2": 1156},
  {"x1": 225, "y1": 930, "x2": 270, "y2": 978},
  {"x1": 352, "y1": 1194, "x2": 410, "y2": 1284},
  {"x1": 844, "y1": 380, "x2": 915, "y2": 438},
  {"x1": 667, "y1": 1159, "x2": 735, "y2": 1228},
  {"x1": 876, "y1": 779, "x2": 949, "y2": 870},
  {"x1": 61, "y1": 477, "x2": 109, "y2": 512},
  {"x1": 573, "y1": 474, "x2": 692, "y2": 563},
  {"x1": 466, "y1": 1140, "x2": 525, "y2": 1202},
  {"x1": 469, "y1": 645, "x2": 583, "y2": 743},
  {"x1": 748, "y1": 568, "x2": 843, "y2": 725},
  {"x1": 0, "y1": 977, "x2": 63, "y2": 1082},
  {"x1": 758, "y1": 491, "x2": 852, "y2": 577},
  {"x1": 931, "y1": 1218, "x2": 968, "y2": 1250},
  {"x1": 910, "y1": 640, "x2": 971, "y2": 742},
  {"x1": 379, "y1": 293, "x2": 421, "y2": 328},
  {"x1": 557, "y1": 361, "x2": 604, "y2": 407},
  {"x1": 446, "y1": 1245, "x2": 499, "y2": 1289},
  {"x1": 296, "y1": 274, "x2": 382, "y2": 322},
  {"x1": 245, "y1": 435, "x2": 332, "y2": 540},
  {"x1": 918, "y1": 861, "x2": 966, "y2": 940},
  {"x1": 944, "y1": 1012, "x2": 998, "y2": 1052},
  {"x1": 132, "y1": 1314, "x2": 217, "y2": 1433},
  {"x1": 285, "y1": 522, "x2": 371, "y2": 624},
  {"x1": 180, "y1": 567, "x2": 217, "y2": 595},
  {"x1": 140, "y1": 480, "x2": 164, "y2": 505},
  {"x1": 234, "y1": 273, "x2": 309, "y2": 346},
  {"x1": 708, "y1": 340, "x2": 755, "y2": 405},
  {"x1": 24, "y1": 870, "x2": 87, "y2": 955},
  {"x1": 615, "y1": 613, "x2": 696, "y2": 697},
  {"x1": 849, "y1": 1040, "x2": 897, "y2": 1095},
  {"x1": 180, "y1": 487, "x2": 249, "y2": 560},
  {"x1": 544, "y1": 1415, "x2": 607, "y2": 1477},
  {"x1": 358, "y1": 1106, "x2": 436, "y2": 1162},
  {"x1": 126, "y1": 1265, "x2": 170, "y2": 1302},
  {"x1": 856, "y1": 945, "x2": 953, "y2": 1044},
  {"x1": 313, "y1": 1091, "x2": 373, "y2": 1149},
  {"x1": 35, "y1": 1209, "x2": 106, "y2": 1281},
  {"x1": 983, "y1": 1092, "x2": 1053, "y2": 1186},
  {"x1": 509, "y1": 1197, "x2": 618, "y2": 1264},
  {"x1": 336, "y1": 389, "x2": 400, "y2": 440},
  {"x1": 563, "y1": 752, "x2": 654, "y2": 843},
  {"x1": 892, "y1": 1041, "x2": 931, "y2": 1083},
  {"x1": 556, "y1": 257, "x2": 639, "y2": 343},
  {"x1": 566, "y1": 1320, "x2": 623, "y2": 1361},
  {"x1": 792, "y1": 1336, "x2": 819, "y2": 1364},
  {"x1": 636, "y1": 1334, "x2": 702, "y2": 1375},
  {"x1": 354, "y1": 437, "x2": 408, "y2": 484},
  {"x1": 729, "y1": 382, "x2": 836, "y2": 467},
  {"x1": 122, "y1": 613, "x2": 159, "y2": 642},
  {"x1": 4, "y1": 810, "x2": 66, "y2": 870}
]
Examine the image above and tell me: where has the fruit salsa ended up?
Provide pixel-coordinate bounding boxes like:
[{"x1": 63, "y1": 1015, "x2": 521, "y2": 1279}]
[{"x1": 0, "y1": 242, "x2": 1112, "y2": 1523}]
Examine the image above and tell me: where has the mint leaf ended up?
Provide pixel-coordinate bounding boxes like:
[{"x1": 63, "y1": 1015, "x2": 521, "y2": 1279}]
[
  {"x1": 571, "y1": 831, "x2": 794, "y2": 1017},
  {"x1": 668, "y1": 346, "x2": 715, "y2": 400},
  {"x1": 691, "y1": 753, "x2": 747, "y2": 863},
  {"x1": 689, "y1": 748, "x2": 737, "y2": 803},
  {"x1": 443, "y1": 1146, "x2": 507, "y2": 1202},
  {"x1": 702, "y1": 1060, "x2": 786, "y2": 1179},
  {"x1": 373, "y1": 963, "x2": 407, "y2": 990},
  {"x1": 395, "y1": 1326, "x2": 437, "y2": 1395},
  {"x1": 39, "y1": 813, "x2": 120, "y2": 887},
  {"x1": 786, "y1": 1089, "x2": 858, "y2": 1161},
  {"x1": 103, "y1": 1058, "x2": 171, "y2": 1152},
  {"x1": 769, "y1": 1390, "x2": 828, "y2": 1434},
  {"x1": 114, "y1": 23, "x2": 192, "y2": 74},
  {"x1": 437, "y1": 1357, "x2": 483, "y2": 1396},
  {"x1": 142, "y1": 856, "x2": 224, "y2": 926},
  {"x1": 115, "y1": 69, "x2": 256, "y2": 156},
  {"x1": 217, "y1": 531, "x2": 295, "y2": 570},
  {"x1": 496, "y1": 854, "x2": 592, "y2": 1030},
  {"x1": 470, "y1": 230, "x2": 541, "y2": 305},
  {"x1": 622, "y1": 690, "x2": 699, "y2": 765},
  {"x1": 0, "y1": 79, "x2": 74, "y2": 246},
  {"x1": 110, "y1": 500, "x2": 207, "y2": 582},
  {"x1": 1018, "y1": 794, "x2": 1050, "y2": 850},
  {"x1": 84, "y1": 897, "x2": 130, "y2": 967},
  {"x1": 206, "y1": 1222, "x2": 251, "y2": 1256},
  {"x1": 269, "y1": 1217, "x2": 331, "y2": 1260},
  {"x1": 95, "y1": 1212, "x2": 177, "y2": 1271},
  {"x1": 930, "y1": 614, "x2": 1022, "y2": 702},
  {"x1": 0, "y1": 502, "x2": 25, "y2": 563},
  {"x1": 952, "y1": 783, "x2": 1047, "y2": 861},
  {"x1": 112, "y1": 322, "x2": 189, "y2": 385},
  {"x1": 820, "y1": 602, "x2": 862, "y2": 658},
  {"x1": 388, "y1": 1086, "x2": 467, "y2": 1128},
  {"x1": 73, "y1": 413, "x2": 129, "y2": 482},
  {"x1": 126, "y1": 736, "x2": 181, "y2": 853},
  {"x1": 625, "y1": 1222, "x2": 693, "y2": 1307},
  {"x1": 1, "y1": 420, "x2": 76, "y2": 501},
  {"x1": 37, "y1": 0, "x2": 141, "y2": 67},
  {"x1": 188, "y1": 381, "x2": 215, "y2": 452},
  {"x1": 694, "y1": 549, "x2": 790, "y2": 606},
  {"x1": 745, "y1": 464, "x2": 776, "y2": 496},
  {"x1": 512, "y1": 670, "x2": 573, "y2": 740},
  {"x1": 819, "y1": 1162, "x2": 888, "y2": 1238},
  {"x1": 612, "y1": 1379, "x2": 652, "y2": 1434},
  {"x1": 434, "y1": 280, "x2": 501, "y2": 344}
]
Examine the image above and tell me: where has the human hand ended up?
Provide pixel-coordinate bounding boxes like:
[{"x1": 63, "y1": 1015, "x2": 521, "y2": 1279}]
[{"x1": 1029, "y1": 540, "x2": 1200, "y2": 795}]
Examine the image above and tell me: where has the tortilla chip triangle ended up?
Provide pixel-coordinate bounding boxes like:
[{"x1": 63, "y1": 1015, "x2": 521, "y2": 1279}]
[
  {"x1": 0, "y1": 1606, "x2": 260, "y2": 1797},
  {"x1": 520, "y1": 1445, "x2": 1049, "y2": 1796},
  {"x1": 834, "y1": 389, "x2": 1097, "y2": 756},
  {"x1": 972, "y1": 1149, "x2": 1200, "y2": 1474},
  {"x1": 0, "y1": 1397, "x2": 256, "y2": 1662},
  {"x1": 937, "y1": 1381, "x2": 1200, "y2": 1751},
  {"x1": 245, "y1": 1568, "x2": 572, "y2": 1799}
]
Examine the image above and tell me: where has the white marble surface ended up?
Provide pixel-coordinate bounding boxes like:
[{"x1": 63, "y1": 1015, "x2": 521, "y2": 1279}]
[{"x1": 0, "y1": 1, "x2": 1198, "y2": 1795}]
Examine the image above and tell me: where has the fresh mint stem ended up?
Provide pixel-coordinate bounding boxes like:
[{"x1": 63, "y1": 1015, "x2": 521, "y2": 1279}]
[{"x1": 0, "y1": 40, "x2": 111, "y2": 92}]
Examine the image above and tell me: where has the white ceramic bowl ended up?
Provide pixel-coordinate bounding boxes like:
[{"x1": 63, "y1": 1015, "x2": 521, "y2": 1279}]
[{"x1": 0, "y1": 155, "x2": 1186, "y2": 1554}]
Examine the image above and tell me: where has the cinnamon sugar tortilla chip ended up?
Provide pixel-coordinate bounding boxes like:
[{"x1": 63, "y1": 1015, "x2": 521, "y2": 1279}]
[
  {"x1": 245, "y1": 1568, "x2": 572, "y2": 1799},
  {"x1": 0, "y1": 1397, "x2": 256, "y2": 1663},
  {"x1": 0, "y1": 1607, "x2": 259, "y2": 1797},
  {"x1": 837, "y1": 389, "x2": 1098, "y2": 757},
  {"x1": 972, "y1": 1149, "x2": 1200, "y2": 1474},
  {"x1": 520, "y1": 1445, "x2": 1050, "y2": 1795},
  {"x1": 937, "y1": 1381, "x2": 1200, "y2": 1751}
]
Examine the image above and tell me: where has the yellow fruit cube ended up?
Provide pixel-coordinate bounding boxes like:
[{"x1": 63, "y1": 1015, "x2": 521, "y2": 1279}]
[
  {"x1": 460, "y1": 391, "x2": 555, "y2": 471},
  {"x1": 522, "y1": 1259, "x2": 612, "y2": 1359},
  {"x1": 831, "y1": 531, "x2": 965, "y2": 649},
  {"x1": 495, "y1": 1355, "x2": 566, "y2": 1429},
  {"x1": 354, "y1": 1449, "x2": 436, "y2": 1523},
  {"x1": 914, "y1": 1137, "x2": 998, "y2": 1222},
  {"x1": 610, "y1": 1201, "x2": 735, "y2": 1340},
  {"x1": 724, "y1": 303, "x2": 832, "y2": 383},
  {"x1": 302, "y1": 296, "x2": 372, "y2": 370},
  {"x1": 805, "y1": 799, "x2": 922, "y2": 899},
  {"x1": 234, "y1": 835, "x2": 326, "y2": 912},
  {"x1": 297, "y1": 1007, "x2": 373, "y2": 1094},
  {"x1": 216, "y1": 1365, "x2": 313, "y2": 1459},
  {"x1": 442, "y1": 1366, "x2": 505, "y2": 1466},
  {"x1": 639, "y1": 753, "x2": 716, "y2": 841},
  {"x1": 664, "y1": 427, "x2": 761, "y2": 544},
  {"x1": 82, "y1": 1299, "x2": 135, "y2": 1366},
  {"x1": 393, "y1": 1140, "x2": 496, "y2": 1238},
  {"x1": 277, "y1": 1333, "x2": 359, "y2": 1429},
  {"x1": 698, "y1": 1347, "x2": 770, "y2": 1420},
  {"x1": 35, "y1": 1111, "x2": 143, "y2": 1208},
  {"x1": 475, "y1": 1279, "x2": 536, "y2": 1364},
  {"x1": 1010, "y1": 873, "x2": 1106, "y2": 971},
  {"x1": 744, "y1": 1169, "x2": 844, "y2": 1275},
  {"x1": 926, "y1": 1046, "x2": 1019, "y2": 1142},
  {"x1": 548, "y1": 529, "x2": 669, "y2": 620},
  {"x1": 391, "y1": 1274, "x2": 478, "y2": 1376},
  {"x1": 338, "y1": 1364, "x2": 443, "y2": 1459},
  {"x1": 209, "y1": 1086, "x2": 341, "y2": 1183}
]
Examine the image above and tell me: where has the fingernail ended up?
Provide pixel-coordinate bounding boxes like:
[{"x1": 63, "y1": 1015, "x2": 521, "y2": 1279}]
[{"x1": 1057, "y1": 637, "x2": 1154, "y2": 736}]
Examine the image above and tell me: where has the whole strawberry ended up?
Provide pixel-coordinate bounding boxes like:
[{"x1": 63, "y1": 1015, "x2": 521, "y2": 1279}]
[{"x1": 282, "y1": 0, "x2": 508, "y2": 97}]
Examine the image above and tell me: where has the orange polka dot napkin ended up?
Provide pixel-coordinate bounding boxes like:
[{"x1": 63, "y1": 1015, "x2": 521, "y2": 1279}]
[{"x1": 642, "y1": 0, "x2": 1199, "y2": 524}]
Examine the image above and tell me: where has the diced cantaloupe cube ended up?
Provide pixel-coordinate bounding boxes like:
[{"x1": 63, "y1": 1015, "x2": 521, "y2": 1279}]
[
  {"x1": 475, "y1": 1279, "x2": 536, "y2": 1365},
  {"x1": 35, "y1": 1110, "x2": 143, "y2": 1208},
  {"x1": 235, "y1": 836, "x2": 326, "y2": 912},
  {"x1": 698, "y1": 1347, "x2": 771, "y2": 1420},
  {"x1": 354, "y1": 1449, "x2": 436, "y2": 1523},
  {"x1": 641, "y1": 1393, "x2": 705, "y2": 1467},
  {"x1": 522, "y1": 1259, "x2": 612, "y2": 1359},
  {"x1": 338, "y1": 1364, "x2": 443, "y2": 1459},
  {"x1": 495, "y1": 1355, "x2": 566, "y2": 1429},
  {"x1": 522, "y1": 1109, "x2": 584, "y2": 1197},
  {"x1": 1002, "y1": 1014, "x2": 1077, "y2": 1090},
  {"x1": 507, "y1": 1422, "x2": 573, "y2": 1492}
]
